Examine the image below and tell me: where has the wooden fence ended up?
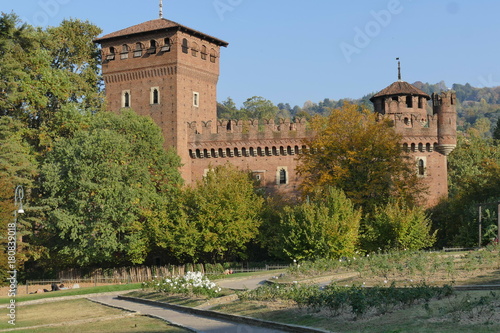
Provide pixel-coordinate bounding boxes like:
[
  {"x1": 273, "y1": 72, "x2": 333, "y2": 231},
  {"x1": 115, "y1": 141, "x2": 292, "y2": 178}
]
[{"x1": 55, "y1": 263, "x2": 289, "y2": 284}]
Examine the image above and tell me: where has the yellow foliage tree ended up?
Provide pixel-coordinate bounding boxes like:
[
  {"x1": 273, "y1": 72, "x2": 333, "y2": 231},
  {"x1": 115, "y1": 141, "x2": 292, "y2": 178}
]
[{"x1": 298, "y1": 103, "x2": 425, "y2": 212}]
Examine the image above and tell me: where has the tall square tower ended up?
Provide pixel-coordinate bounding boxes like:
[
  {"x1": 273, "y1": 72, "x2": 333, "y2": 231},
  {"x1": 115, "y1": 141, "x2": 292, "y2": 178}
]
[{"x1": 95, "y1": 19, "x2": 228, "y2": 182}]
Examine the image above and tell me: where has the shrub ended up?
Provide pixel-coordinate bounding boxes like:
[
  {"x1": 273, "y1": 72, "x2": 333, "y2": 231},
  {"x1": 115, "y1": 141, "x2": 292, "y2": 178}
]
[{"x1": 143, "y1": 271, "x2": 221, "y2": 299}]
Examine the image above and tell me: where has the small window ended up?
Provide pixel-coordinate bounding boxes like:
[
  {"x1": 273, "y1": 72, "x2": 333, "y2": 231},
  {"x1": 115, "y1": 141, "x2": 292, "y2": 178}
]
[
  {"x1": 151, "y1": 87, "x2": 160, "y2": 105},
  {"x1": 134, "y1": 43, "x2": 143, "y2": 57},
  {"x1": 193, "y1": 92, "x2": 199, "y2": 107},
  {"x1": 392, "y1": 96, "x2": 398, "y2": 101},
  {"x1": 278, "y1": 168, "x2": 287, "y2": 185},
  {"x1": 121, "y1": 44, "x2": 129, "y2": 59},
  {"x1": 161, "y1": 38, "x2": 171, "y2": 52},
  {"x1": 182, "y1": 38, "x2": 189, "y2": 54},
  {"x1": 106, "y1": 47, "x2": 116, "y2": 60},
  {"x1": 147, "y1": 40, "x2": 157, "y2": 54},
  {"x1": 418, "y1": 97, "x2": 423, "y2": 108},
  {"x1": 418, "y1": 159, "x2": 425, "y2": 176},
  {"x1": 210, "y1": 48, "x2": 216, "y2": 63},
  {"x1": 201, "y1": 45, "x2": 207, "y2": 60},
  {"x1": 191, "y1": 42, "x2": 199, "y2": 57},
  {"x1": 406, "y1": 96, "x2": 413, "y2": 108},
  {"x1": 122, "y1": 90, "x2": 131, "y2": 108}
]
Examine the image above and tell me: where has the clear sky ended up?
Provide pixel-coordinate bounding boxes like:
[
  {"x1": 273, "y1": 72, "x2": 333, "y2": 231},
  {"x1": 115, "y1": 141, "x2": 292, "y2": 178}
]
[{"x1": 5, "y1": 0, "x2": 500, "y2": 108}]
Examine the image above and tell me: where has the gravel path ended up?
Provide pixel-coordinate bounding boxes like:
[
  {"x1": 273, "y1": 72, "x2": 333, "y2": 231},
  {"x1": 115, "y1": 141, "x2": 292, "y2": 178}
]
[{"x1": 89, "y1": 294, "x2": 287, "y2": 333}]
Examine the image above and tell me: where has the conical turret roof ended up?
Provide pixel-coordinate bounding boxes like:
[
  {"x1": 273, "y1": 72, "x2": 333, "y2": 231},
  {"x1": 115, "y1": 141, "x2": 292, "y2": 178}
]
[{"x1": 370, "y1": 81, "x2": 430, "y2": 102}]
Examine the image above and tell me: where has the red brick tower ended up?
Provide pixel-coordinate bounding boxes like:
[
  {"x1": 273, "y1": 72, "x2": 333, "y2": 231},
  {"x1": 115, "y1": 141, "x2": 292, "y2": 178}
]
[
  {"x1": 370, "y1": 72, "x2": 457, "y2": 206},
  {"x1": 95, "y1": 18, "x2": 228, "y2": 182}
]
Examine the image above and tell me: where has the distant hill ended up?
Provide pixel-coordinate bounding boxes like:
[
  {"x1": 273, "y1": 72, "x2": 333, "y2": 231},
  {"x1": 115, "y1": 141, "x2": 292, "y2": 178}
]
[{"x1": 290, "y1": 82, "x2": 500, "y2": 137}]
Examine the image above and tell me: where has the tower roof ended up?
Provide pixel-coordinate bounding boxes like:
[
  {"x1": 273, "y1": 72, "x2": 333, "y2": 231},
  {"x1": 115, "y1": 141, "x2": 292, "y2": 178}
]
[
  {"x1": 94, "y1": 18, "x2": 228, "y2": 47},
  {"x1": 370, "y1": 81, "x2": 430, "y2": 102}
]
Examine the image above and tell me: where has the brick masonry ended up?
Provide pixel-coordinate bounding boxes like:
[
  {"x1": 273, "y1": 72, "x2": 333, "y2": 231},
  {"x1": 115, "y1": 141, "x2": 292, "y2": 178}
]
[{"x1": 95, "y1": 19, "x2": 457, "y2": 206}]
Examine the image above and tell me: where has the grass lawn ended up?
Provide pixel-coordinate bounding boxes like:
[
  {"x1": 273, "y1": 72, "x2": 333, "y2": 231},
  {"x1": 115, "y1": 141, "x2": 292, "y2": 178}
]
[
  {"x1": 0, "y1": 298, "x2": 188, "y2": 333},
  {"x1": 0, "y1": 283, "x2": 142, "y2": 305}
]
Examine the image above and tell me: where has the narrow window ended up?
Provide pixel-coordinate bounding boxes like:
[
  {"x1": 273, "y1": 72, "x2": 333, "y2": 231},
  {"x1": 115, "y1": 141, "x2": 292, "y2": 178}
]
[
  {"x1": 134, "y1": 43, "x2": 143, "y2": 57},
  {"x1": 121, "y1": 44, "x2": 129, "y2": 59},
  {"x1": 107, "y1": 47, "x2": 116, "y2": 60},
  {"x1": 406, "y1": 96, "x2": 413, "y2": 108},
  {"x1": 279, "y1": 168, "x2": 287, "y2": 184},
  {"x1": 210, "y1": 48, "x2": 216, "y2": 63},
  {"x1": 191, "y1": 42, "x2": 199, "y2": 57},
  {"x1": 193, "y1": 92, "x2": 199, "y2": 107},
  {"x1": 201, "y1": 45, "x2": 207, "y2": 60},
  {"x1": 182, "y1": 38, "x2": 189, "y2": 54},
  {"x1": 122, "y1": 90, "x2": 131, "y2": 108},
  {"x1": 151, "y1": 87, "x2": 160, "y2": 104},
  {"x1": 148, "y1": 40, "x2": 157, "y2": 54},
  {"x1": 418, "y1": 97, "x2": 423, "y2": 108},
  {"x1": 418, "y1": 159, "x2": 425, "y2": 176},
  {"x1": 161, "y1": 38, "x2": 171, "y2": 52}
]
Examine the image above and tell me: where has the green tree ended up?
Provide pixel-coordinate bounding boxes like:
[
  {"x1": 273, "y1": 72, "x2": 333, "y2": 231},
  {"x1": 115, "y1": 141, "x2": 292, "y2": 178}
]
[
  {"x1": 363, "y1": 200, "x2": 436, "y2": 251},
  {"x1": 277, "y1": 187, "x2": 361, "y2": 261},
  {"x1": 0, "y1": 13, "x2": 103, "y2": 151},
  {"x1": 430, "y1": 136, "x2": 500, "y2": 246},
  {"x1": 298, "y1": 103, "x2": 424, "y2": 212},
  {"x1": 182, "y1": 164, "x2": 264, "y2": 262},
  {"x1": 0, "y1": 117, "x2": 38, "y2": 275},
  {"x1": 39, "y1": 110, "x2": 182, "y2": 267},
  {"x1": 242, "y1": 96, "x2": 279, "y2": 119},
  {"x1": 493, "y1": 117, "x2": 500, "y2": 140},
  {"x1": 217, "y1": 97, "x2": 240, "y2": 119}
]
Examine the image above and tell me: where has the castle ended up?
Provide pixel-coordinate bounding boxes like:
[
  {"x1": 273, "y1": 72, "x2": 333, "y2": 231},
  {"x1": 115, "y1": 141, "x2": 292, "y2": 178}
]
[{"x1": 95, "y1": 17, "x2": 456, "y2": 206}]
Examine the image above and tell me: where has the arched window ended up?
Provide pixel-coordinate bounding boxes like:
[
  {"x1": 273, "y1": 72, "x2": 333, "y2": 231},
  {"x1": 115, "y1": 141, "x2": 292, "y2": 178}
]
[
  {"x1": 151, "y1": 87, "x2": 160, "y2": 104},
  {"x1": 121, "y1": 44, "x2": 129, "y2": 59},
  {"x1": 280, "y1": 146, "x2": 286, "y2": 155},
  {"x1": 191, "y1": 42, "x2": 199, "y2": 57},
  {"x1": 161, "y1": 38, "x2": 171, "y2": 52},
  {"x1": 272, "y1": 147, "x2": 278, "y2": 155},
  {"x1": 201, "y1": 45, "x2": 207, "y2": 60},
  {"x1": 134, "y1": 43, "x2": 143, "y2": 57},
  {"x1": 148, "y1": 40, "x2": 157, "y2": 54},
  {"x1": 107, "y1": 47, "x2": 116, "y2": 60},
  {"x1": 122, "y1": 90, "x2": 131, "y2": 108},
  {"x1": 257, "y1": 147, "x2": 263, "y2": 156},
  {"x1": 279, "y1": 168, "x2": 287, "y2": 185},
  {"x1": 418, "y1": 143, "x2": 424, "y2": 152},
  {"x1": 182, "y1": 38, "x2": 189, "y2": 54},
  {"x1": 418, "y1": 159, "x2": 425, "y2": 176},
  {"x1": 210, "y1": 48, "x2": 216, "y2": 63},
  {"x1": 403, "y1": 143, "x2": 409, "y2": 152},
  {"x1": 218, "y1": 148, "x2": 224, "y2": 157}
]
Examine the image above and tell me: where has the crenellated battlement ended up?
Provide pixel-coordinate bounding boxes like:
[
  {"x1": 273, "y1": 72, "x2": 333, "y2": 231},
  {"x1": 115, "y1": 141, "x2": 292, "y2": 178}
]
[{"x1": 188, "y1": 117, "x2": 309, "y2": 142}]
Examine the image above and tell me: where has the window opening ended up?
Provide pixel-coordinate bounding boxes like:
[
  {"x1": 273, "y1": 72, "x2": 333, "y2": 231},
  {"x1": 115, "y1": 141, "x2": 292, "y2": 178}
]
[
  {"x1": 182, "y1": 38, "x2": 189, "y2": 54},
  {"x1": 134, "y1": 43, "x2": 143, "y2": 57},
  {"x1": 279, "y1": 169, "x2": 287, "y2": 184}
]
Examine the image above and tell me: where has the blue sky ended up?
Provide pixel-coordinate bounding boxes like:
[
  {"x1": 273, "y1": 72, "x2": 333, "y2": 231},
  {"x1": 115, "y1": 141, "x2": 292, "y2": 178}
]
[{"x1": 5, "y1": 0, "x2": 500, "y2": 108}]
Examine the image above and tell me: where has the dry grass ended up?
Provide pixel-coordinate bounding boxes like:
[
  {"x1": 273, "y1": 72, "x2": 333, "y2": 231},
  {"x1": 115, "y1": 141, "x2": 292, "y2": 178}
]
[{"x1": 0, "y1": 298, "x2": 188, "y2": 333}]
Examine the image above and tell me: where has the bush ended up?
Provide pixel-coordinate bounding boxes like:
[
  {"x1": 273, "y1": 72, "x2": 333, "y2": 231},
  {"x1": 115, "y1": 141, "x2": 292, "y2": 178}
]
[{"x1": 143, "y1": 271, "x2": 221, "y2": 299}]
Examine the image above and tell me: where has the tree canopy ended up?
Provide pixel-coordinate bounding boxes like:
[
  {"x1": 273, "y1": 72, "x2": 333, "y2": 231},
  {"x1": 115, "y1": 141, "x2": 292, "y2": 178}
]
[
  {"x1": 39, "y1": 110, "x2": 182, "y2": 267},
  {"x1": 298, "y1": 103, "x2": 424, "y2": 212}
]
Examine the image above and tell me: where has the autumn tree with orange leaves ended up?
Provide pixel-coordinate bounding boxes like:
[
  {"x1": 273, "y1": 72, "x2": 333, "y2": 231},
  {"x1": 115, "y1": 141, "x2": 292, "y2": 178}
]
[{"x1": 298, "y1": 103, "x2": 425, "y2": 213}]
